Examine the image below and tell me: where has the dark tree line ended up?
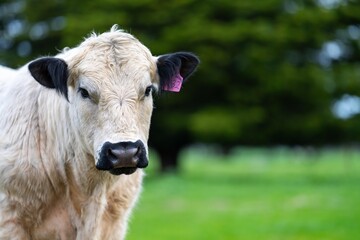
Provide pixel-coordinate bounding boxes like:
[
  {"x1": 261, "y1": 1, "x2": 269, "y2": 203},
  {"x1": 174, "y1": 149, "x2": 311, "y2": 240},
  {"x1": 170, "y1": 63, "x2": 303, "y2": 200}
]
[{"x1": 1, "y1": 0, "x2": 360, "y2": 171}]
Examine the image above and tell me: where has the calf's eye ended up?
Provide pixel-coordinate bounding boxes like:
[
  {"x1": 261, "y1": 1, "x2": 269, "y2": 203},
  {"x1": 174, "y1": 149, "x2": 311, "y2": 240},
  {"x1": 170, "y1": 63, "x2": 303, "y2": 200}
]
[
  {"x1": 78, "y1": 87, "x2": 90, "y2": 99},
  {"x1": 145, "y1": 85, "x2": 153, "y2": 97}
]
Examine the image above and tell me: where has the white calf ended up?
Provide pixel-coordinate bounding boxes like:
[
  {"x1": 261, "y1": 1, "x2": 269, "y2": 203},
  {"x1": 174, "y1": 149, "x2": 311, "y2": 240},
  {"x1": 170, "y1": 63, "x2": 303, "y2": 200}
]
[{"x1": 0, "y1": 26, "x2": 199, "y2": 240}]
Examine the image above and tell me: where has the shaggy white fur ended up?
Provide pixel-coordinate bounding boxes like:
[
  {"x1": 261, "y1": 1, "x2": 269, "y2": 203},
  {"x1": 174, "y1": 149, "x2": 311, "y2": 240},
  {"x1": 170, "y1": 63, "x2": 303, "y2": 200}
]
[
  {"x1": 0, "y1": 26, "x2": 152, "y2": 240},
  {"x1": 0, "y1": 26, "x2": 199, "y2": 240}
]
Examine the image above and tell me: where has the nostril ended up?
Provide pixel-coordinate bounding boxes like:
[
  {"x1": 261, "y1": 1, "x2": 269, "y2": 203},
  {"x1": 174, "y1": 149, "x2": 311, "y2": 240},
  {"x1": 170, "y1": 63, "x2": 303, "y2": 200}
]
[
  {"x1": 134, "y1": 146, "x2": 141, "y2": 157},
  {"x1": 107, "y1": 148, "x2": 117, "y2": 160}
]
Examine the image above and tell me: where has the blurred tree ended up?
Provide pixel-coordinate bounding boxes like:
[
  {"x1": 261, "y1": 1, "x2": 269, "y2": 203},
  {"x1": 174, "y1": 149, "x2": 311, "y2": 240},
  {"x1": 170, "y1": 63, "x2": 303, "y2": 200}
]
[
  {"x1": 2, "y1": 0, "x2": 360, "y2": 172},
  {"x1": 0, "y1": 0, "x2": 66, "y2": 67}
]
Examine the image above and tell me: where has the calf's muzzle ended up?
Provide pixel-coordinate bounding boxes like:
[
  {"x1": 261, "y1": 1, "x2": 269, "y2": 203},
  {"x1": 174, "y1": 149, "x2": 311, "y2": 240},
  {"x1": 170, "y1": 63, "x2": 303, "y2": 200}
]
[{"x1": 96, "y1": 140, "x2": 148, "y2": 175}]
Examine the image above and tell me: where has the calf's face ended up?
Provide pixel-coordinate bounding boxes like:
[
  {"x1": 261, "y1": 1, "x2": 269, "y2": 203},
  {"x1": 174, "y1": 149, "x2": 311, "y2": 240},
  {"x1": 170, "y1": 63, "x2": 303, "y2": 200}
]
[{"x1": 28, "y1": 30, "x2": 199, "y2": 175}]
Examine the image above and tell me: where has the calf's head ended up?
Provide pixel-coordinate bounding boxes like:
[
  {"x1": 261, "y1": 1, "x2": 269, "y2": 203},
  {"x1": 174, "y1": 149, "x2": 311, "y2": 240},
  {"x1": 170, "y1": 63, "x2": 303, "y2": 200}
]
[{"x1": 28, "y1": 28, "x2": 199, "y2": 175}]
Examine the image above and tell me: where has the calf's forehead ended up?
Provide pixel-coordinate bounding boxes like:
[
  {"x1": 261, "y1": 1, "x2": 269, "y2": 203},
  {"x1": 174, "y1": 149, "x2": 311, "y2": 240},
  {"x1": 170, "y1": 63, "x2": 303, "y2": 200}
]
[
  {"x1": 78, "y1": 57, "x2": 155, "y2": 90},
  {"x1": 66, "y1": 32, "x2": 158, "y2": 88}
]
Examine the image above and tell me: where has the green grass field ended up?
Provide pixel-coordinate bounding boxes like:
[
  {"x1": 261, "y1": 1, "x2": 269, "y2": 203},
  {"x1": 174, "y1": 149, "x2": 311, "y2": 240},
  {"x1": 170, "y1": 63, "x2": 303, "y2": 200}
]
[{"x1": 127, "y1": 147, "x2": 360, "y2": 240}]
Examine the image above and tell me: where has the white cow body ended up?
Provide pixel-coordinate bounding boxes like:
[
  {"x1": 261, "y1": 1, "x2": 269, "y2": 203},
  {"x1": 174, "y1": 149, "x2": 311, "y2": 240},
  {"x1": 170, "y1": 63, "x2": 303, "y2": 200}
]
[
  {"x1": 0, "y1": 61, "x2": 144, "y2": 240},
  {"x1": 0, "y1": 26, "x2": 199, "y2": 240}
]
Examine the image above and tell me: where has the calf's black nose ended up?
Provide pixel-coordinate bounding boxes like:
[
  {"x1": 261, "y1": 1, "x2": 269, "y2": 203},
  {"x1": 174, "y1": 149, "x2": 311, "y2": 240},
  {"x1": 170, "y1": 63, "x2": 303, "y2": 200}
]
[
  {"x1": 96, "y1": 140, "x2": 148, "y2": 173},
  {"x1": 109, "y1": 145, "x2": 139, "y2": 168}
]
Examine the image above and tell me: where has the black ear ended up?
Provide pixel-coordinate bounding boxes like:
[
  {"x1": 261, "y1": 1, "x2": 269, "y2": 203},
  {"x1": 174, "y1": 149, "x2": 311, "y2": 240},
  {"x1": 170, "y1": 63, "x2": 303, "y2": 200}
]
[
  {"x1": 28, "y1": 57, "x2": 69, "y2": 100},
  {"x1": 157, "y1": 52, "x2": 199, "y2": 92}
]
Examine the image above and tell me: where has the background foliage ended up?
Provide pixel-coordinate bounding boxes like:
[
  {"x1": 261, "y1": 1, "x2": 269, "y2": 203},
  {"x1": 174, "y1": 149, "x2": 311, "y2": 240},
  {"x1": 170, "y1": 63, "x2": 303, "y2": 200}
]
[{"x1": 1, "y1": 0, "x2": 360, "y2": 171}]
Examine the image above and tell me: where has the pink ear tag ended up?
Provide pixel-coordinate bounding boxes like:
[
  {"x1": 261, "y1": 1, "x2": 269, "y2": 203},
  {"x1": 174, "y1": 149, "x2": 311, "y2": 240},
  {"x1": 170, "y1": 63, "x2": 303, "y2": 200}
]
[{"x1": 162, "y1": 74, "x2": 183, "y2": 92}]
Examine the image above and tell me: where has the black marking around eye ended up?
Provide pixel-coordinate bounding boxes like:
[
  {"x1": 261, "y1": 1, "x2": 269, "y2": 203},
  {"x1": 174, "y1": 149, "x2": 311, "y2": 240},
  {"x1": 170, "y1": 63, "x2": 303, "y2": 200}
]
[
  {"x1": 145, "y1": 85, "x2": 155, "y2": 97},
  {"x1": 78, "y1": 87, "x2": 90, "y2": 99}
]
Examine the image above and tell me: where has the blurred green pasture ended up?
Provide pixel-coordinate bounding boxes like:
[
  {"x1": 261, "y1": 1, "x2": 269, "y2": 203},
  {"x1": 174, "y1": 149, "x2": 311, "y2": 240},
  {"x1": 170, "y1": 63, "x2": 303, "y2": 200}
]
[{"x1": 128, "y1": 147, "x2": 360, "y2": 240}]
